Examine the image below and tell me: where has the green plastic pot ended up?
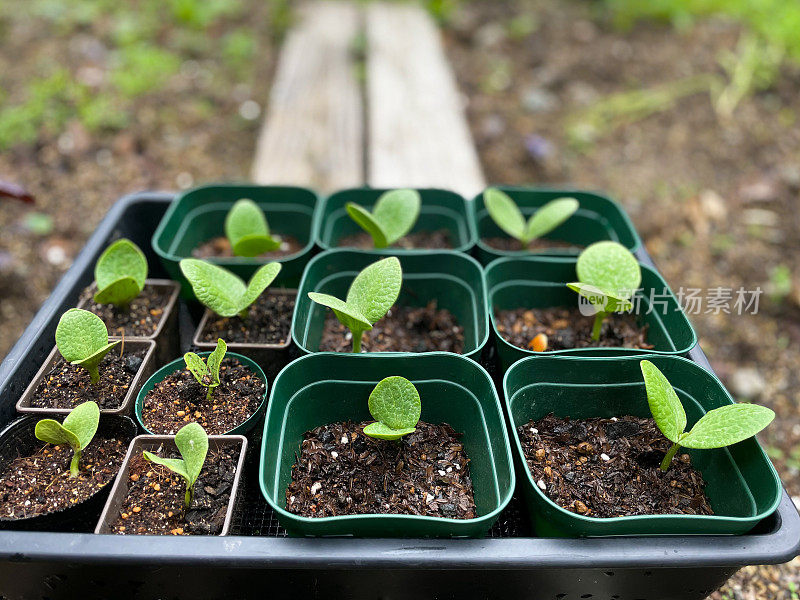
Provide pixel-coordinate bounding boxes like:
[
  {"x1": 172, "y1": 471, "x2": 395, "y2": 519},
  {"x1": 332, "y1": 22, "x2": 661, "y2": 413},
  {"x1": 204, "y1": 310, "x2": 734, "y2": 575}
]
[
  {"x1": 485, "y1": 255, "x2": 698, "y2": 373},
  {"x1": 317, "y1": 187, "x2": 476, "y2": 252},
  {"x1": 504, "y1": 354, "x2": 782, "y2": 537},
  {"x1": 471, "y1": 186, "x2": 642, "y2": 265},
  {"x1": 292, "y1": 249, "x2": 490, "y2": 360},
  {"x1": 152, "y1": 184, "x2": 321, "y2": 292},
  {"x1": 259, "y1": 352, "x2": 515, "y2": 537},
  {"x1": 135, "y1": 350, "x2": 268, "y2": 436}
]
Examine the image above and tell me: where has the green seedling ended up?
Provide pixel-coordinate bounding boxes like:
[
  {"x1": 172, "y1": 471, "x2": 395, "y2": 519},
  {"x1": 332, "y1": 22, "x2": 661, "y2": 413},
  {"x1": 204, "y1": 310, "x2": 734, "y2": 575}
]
[
  {"x1": 346, "y1": 189, "x2": 421, "y2": 249},
  {"x1": 184, "y1": 339, "x2": 226, "y2": 400},
  {"x1": 225, "y1": 198, "x2": 281, "y2": 257},
  {"x1": 35, "y1": 401, "x2": 100, "y2": 478},
  {"x1": 55, "y1": 309, "x2": 121, "y2": 385},
  {"x1": 144, "y1": 422, "x2": 209, "y2": 508},
  {"x1": 93, "y1": 238, "x2": 148, "y2": 308},
  {"x1": 363, "y1": 376, "x2": 421, "y2": 441},
  {"x1": 180, "y1": 259, "x2": 281, "y2": 319},
  {"x1": 566, "y1": 241, "x2": 642, "y2": 341},
  {"x1": 484, "y1": 188, "x2": 579, "y2": 246},
  {"x1": 308, "y1": 256, "x2": 402, "y2": 353},
  {"x1": 641, "y1": 360, "x2": 775, "y2": 472}
]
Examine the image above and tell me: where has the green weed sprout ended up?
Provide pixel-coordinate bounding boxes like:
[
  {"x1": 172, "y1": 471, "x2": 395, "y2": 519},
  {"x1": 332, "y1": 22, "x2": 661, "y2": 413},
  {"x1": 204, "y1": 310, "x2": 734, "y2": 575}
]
[
  {"x1": 362, "y1": 376, "x2": 421, "y2": 441},
  {"x1": 93, "y1": 239, "x2": 148, "y2": 308},
  {"x1": 55, "y1": 309, "x2": 121, "y2": 384},
  {"x1": 346, "y1": 189, "x2": 421, "y2": 249},
  {"x1": 641, "y1": 360, "x2": 775, "y2": 472},
  {"x1": 180, "y1": 259, "x2": 281, "y2": 319},
  {"x1": 144, "y1": 422, "x2": 209, "y2": 508},
  {"x1": 184, "y1": 339, "x2": 226, "y2": 400},
  {"x1": 35, "y1": 401, "x2": 100, "y2": 478},
  {"x1": 566, "y1": 241, "x2": 641, "y2": 341},
  {"x1": 484, "y1": 188, "x2": 578, "y2": 246},
  {"x1": 225, "y1": 198, "x2": 281, "y2": 257},
  {"x1": 308, "y1": 256, "x2": 402, "y2": 353}
]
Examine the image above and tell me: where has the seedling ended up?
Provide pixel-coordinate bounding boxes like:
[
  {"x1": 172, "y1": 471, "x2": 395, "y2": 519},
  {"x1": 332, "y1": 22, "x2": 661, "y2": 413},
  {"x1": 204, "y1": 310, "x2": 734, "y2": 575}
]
[
  {"x1": 641, "y1": 360, "x2": 775, "y2": 472},
  {"x1": 308, "y1": 256, "x2": 402, "y2": 353},
  {"x1": 143, "y1": 422, "x2": 209, "y2": 508},
  {"x1": 93, "y1": 238, "x2": 148, "y2": 308},
  {"x1": 362, "y1": 376, "x2": 421, "y2": 441},
  {"x1": 55, "y1": 308, "x2": 121, "y2": 385},
  {"x1": 484, "y1": 188, "x2": 578, "y2": 246},
  {"x1": 184, "y1": 338, "x2": 226, "y2": 400},
  {"x1": 566, "y1": 241, "x2": 642, "y2": 341},
  {"x1": 180, "y1": 259, "x2": 281, "y2": 319},
  {"x1": 225, "y1": 198, "x2": 281, "y2": 257},
  {"x1": 346, "y1": 189, "x2": 421, "y2": 249},
  {"x1": 35, "y1": 401, "x2": 100, "y2": 477}
]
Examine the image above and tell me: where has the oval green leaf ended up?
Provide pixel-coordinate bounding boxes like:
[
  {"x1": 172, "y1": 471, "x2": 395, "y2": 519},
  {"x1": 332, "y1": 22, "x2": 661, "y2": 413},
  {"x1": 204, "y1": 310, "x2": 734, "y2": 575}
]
[
  {"x1": 62, "y1": 401, "x2": 100, "y2": 450},
  {"x1": 175, "y1": 422, "x2": 209, "y2": 486},
  {"x1": 94, "y1": 239, "x2": 147, "y2": 293},
  {"x1": 368, "y1": 376, "x2": 421, "y2": 431},
  {"x1": 576, "y1": 241, "x2": 641, "y2": 299},
  {"x1": 240, "y1": 262, "x2": 282, "y2": 310},
  {"x1": 681, "y1": 403, "x2": 775, "y2": 449},
  {"x1": 143, "y1": 452, "x2": 189, "y2": 481},
  {"x1": 362, "y1": 421, "x2": 417, "y2": 441},
  {"x1": 484, "y1": 188, "x2": 526, "y2": 241},
  {"x1": 308, "y1": 292, "x2": 372, "y2": 331},
  {"x1": 640, "y1": 360, "x2": 686, "y2": 444},
  {"x1": 346, "y1": 202, "x2": 389, "y2": 248},
  {"x1": 345, "y1": 256, "x2": 402, "y2": 325},
  {"x1": 180, "y1": 259, "x2": 246, "y2": 317},
  {"x1": 93, "y1": 277, "x2": 142, "y2": 306},
  {"x1": 35, "y1": 419, "x2": 81, "y2": 450},
  {"x1": 524, "y1": 197, "x2": 579, "y2": 243},
  {"x1": 55, "y1": 308, "x2": 111, "y2": 362},
  {"x1": 371, "y1": 189, "x2": 421, "y2": 246},
  {"x1": 225, "y1": 199, "x2": 274, "y2": 257}
]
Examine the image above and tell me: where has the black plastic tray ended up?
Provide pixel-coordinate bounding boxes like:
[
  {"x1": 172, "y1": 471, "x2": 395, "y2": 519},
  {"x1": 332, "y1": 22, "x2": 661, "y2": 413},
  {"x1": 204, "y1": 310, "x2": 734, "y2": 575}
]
[{"x1": 0, "y1": 192, "x2": 797, "y2": 600}]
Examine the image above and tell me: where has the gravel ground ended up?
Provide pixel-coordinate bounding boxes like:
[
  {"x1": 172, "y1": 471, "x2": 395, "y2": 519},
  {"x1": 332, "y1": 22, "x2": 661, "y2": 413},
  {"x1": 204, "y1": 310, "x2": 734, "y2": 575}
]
[{"x1": 445, "y1": 1, "x2": 800, "y2": 596}]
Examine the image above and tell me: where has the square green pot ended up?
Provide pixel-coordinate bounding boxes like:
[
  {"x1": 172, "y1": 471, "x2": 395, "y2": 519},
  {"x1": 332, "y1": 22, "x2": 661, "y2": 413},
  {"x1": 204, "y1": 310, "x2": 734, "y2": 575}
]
[
  {"x1": 152, "y1": 184, "x2": 321, "y2": 292},
  {"x1": 485, "y1": 255, "x2": 698, "y2": 373},
  {"x1": 504, "y1": 354, "x2": 782, "y2": 537},
  {"x1": 259, "y1": 352, "x2": 515, "y2": 537},
  {"x1": 135, "y1": 351, "x2": 268, "y2": 436},
  {"x1": 292, "y1": 249, "x2": 489, "y2": 360},
  {"x1": 317, "y1": 187, "x2": 475, "y2": 252},
  {"x1": 471, "y1": 186, "x2": 642, "y2": 265}
]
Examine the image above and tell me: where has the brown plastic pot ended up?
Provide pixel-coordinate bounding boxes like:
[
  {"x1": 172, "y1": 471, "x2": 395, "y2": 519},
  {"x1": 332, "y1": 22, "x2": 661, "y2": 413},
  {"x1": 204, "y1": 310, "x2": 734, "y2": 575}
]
[
  {"x1": 77, "y1": 279, "x2": 181, "y2": 366},
  {"x1": 192, "y1": 288, "x2": 298, "y2": 382},
  {"x1": 94, "y1": 434, "x2": 247, "y2": 536},
  {"x1": 16, "y1": 339, "x2": 157, "y2": 417}
]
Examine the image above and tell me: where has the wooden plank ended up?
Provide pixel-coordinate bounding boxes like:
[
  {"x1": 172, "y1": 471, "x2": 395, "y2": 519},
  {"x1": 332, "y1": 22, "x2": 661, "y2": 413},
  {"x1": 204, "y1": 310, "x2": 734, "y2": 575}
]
[
  {"x1": 251, "y1": 2, "x2": 363, "y2": 192},
  {"x1": 365, "y1": 3, "x2": 485, "y2": 199}
]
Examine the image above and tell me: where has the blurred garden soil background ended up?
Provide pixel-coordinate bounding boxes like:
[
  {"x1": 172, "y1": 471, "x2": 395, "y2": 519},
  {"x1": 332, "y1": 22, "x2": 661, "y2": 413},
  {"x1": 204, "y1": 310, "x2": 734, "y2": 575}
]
[
  {"x1": 0, "y1": 0, "x2": 288, "y2": 356},
  {"x1": 1, "y1": 0, "x2": 800, "y2": 597}
]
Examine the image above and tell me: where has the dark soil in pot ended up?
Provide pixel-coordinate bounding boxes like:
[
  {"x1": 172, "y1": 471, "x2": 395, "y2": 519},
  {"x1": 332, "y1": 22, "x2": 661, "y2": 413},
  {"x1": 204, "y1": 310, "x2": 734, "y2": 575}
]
[
  {"x1": 197, "y1": 290, "x2": 295, "y2": 344},
  {"x1": 319, "y1": 301, "x2": 465, "y2": 353},
  {"x1": 192, "y1": 235, "x2": 303, "y2": 259},
  {"x1": 79, "y1": 283, "x2": 172, "y2": 337},
  {"x1": 496, "y1": 307, "x2": 652, "y2": 351},
  {"x1": 286, "y1": 420, "x2": 476, "y2": 519},
  {"x1": 109, "y1": 448, "x2": 237, "y2": 535},
  {"x1": 518, "y1": 414, "x2": 714, "y2": 518},
  {"x1": 30, "y1": 348, "x2": 147, "y2": 410},
  {"x1": 482, "y1": 237, "x2": 582, "y2": 252},
  {"x1": 141, "y1": 358, "x2": 264, "y2": 434},
  {"x1": 337, "y1": 230, "x2": 453, "y2": 250},
  {"x1": 0, "y1": 435, "x2": 129, "y2": 521}
]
